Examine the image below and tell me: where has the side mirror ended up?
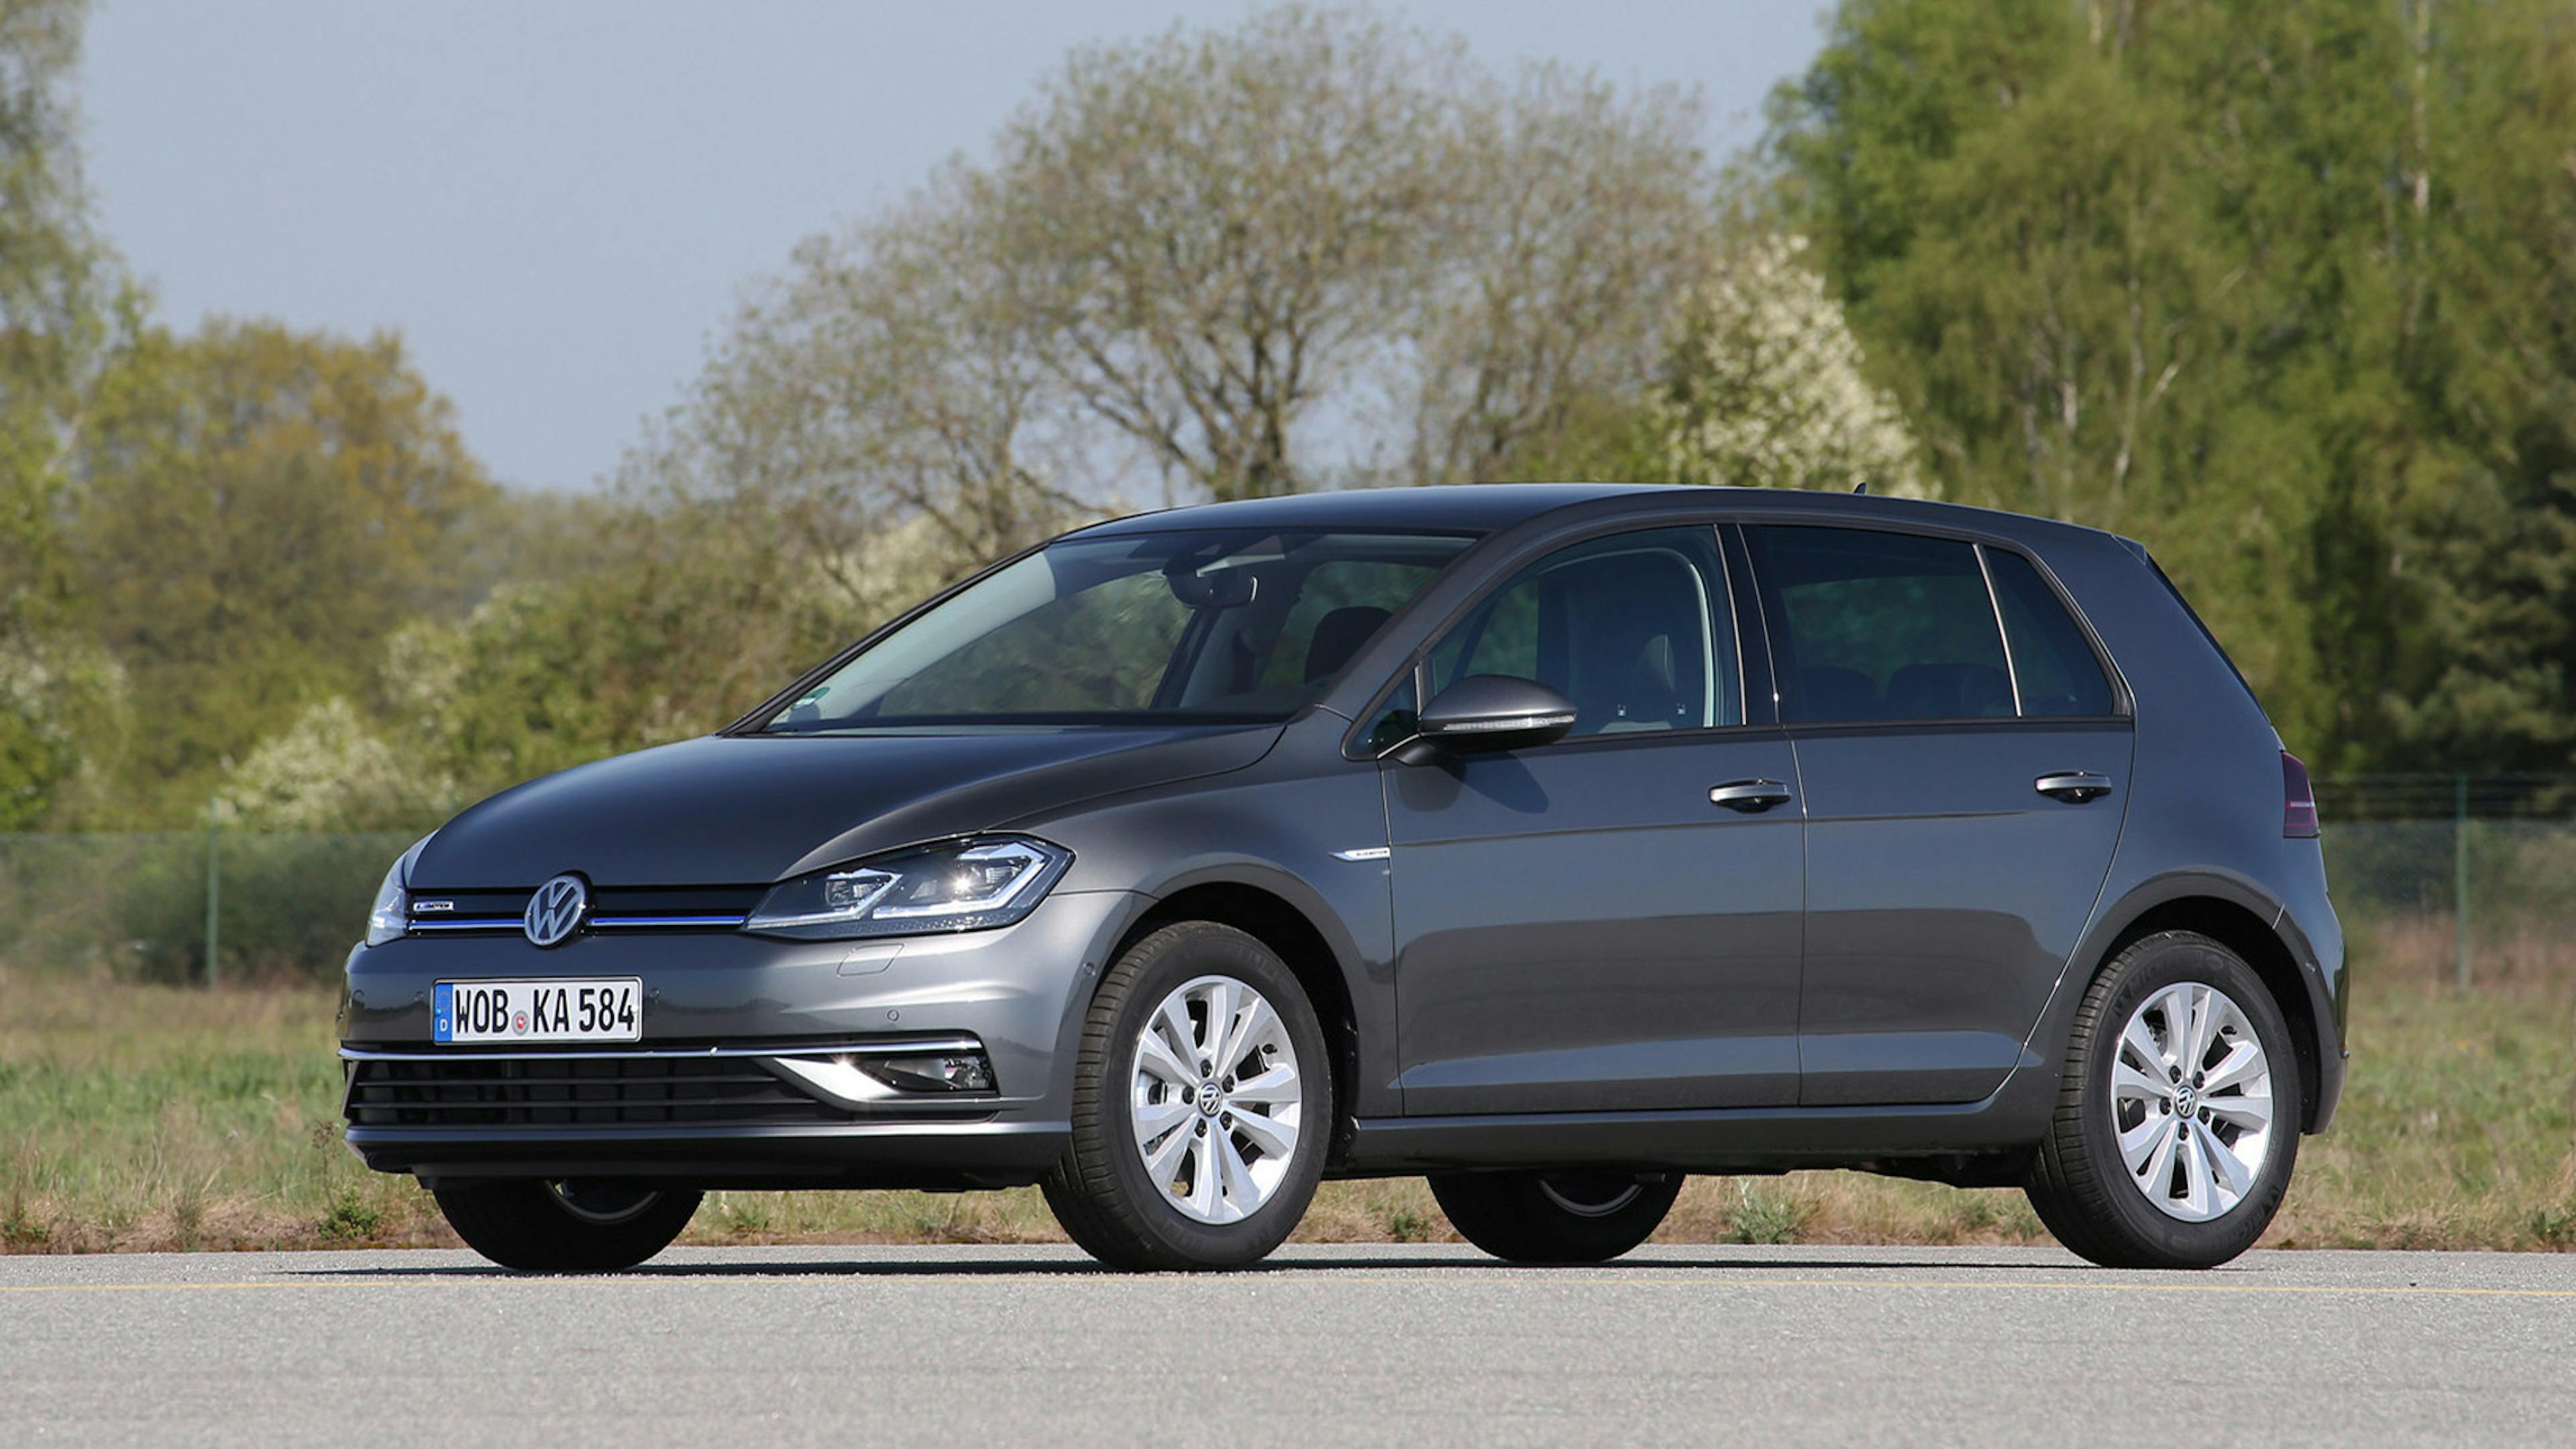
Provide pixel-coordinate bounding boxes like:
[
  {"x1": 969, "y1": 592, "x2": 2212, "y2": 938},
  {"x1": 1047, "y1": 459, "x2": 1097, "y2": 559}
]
[{"x1": 1411, "y1": 675, "x2": 1577, "y2": 755}]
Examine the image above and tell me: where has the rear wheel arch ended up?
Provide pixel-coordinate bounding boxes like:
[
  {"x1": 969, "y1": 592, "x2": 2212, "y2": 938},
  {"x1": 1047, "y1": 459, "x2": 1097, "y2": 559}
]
[{"x1": 2085, "y1": 894, "x2": 2322, "y2": 1134}]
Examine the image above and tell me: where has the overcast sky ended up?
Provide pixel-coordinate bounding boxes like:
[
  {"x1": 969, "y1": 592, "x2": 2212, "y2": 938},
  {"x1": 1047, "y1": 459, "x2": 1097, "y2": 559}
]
[{"x1": 82, "y1": 1, "x2": 1833, "y2": 494}]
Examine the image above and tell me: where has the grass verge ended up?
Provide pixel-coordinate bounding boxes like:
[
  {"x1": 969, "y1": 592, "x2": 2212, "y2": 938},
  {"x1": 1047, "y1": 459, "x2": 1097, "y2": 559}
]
[{"x1": 2, "y1": 942, "x2": 2569, "y2": 1253}]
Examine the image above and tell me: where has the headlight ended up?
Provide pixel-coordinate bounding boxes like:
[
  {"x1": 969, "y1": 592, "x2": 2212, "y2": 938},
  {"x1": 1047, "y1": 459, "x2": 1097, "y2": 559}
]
[
  {"x1": 744, "y1": 837, "x2": 1072, "y2": 941},
  {"x1": 362, "y1": 835, "x2": 434, "y2": 948}
]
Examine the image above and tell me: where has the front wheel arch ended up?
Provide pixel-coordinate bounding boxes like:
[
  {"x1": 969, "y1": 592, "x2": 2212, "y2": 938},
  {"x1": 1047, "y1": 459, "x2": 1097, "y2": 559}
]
[{"x1": 1096, "y1": 881, "x2": 1363, "y2": 1165}]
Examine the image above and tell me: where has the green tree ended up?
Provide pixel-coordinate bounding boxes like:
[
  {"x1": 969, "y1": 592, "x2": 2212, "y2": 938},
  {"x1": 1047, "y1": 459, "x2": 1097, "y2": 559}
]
[
  {"x1": 69, "y1": 320, "x2": 498, "y2": 812},
  {"x1": 1770, "y1": 0, "x2": 2576, "y2": 769},
  {"x1": 0, "y1": 0, "x2": 103, "y2": 607},
  {"x1": 642, "y1": 5, "x2": 1715, "y2": 531},
  {"x1": 0, "y1": 0, "x2": 119, "y2": 824}
]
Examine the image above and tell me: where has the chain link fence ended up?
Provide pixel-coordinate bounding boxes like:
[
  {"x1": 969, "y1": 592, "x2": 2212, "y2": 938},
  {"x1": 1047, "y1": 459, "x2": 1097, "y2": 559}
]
[
  {"x1": 1, "y1": 775, "x2": 2569, "y2": 988},
  {"x1": 2316, "y1": 775, "x2": 2576, "y2": 991},
  {"x1": 0, "y1": 830, "x2": 418, "y2": 985}
]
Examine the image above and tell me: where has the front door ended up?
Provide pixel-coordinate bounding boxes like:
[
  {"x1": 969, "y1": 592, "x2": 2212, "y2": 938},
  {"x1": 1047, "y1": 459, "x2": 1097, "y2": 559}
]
[
  {"x1": 1383, "y1": 525, "x2": 1805, "y2": 1115},
  {"x1": 1743, "y1": 524, "x2": 2133, "y2": 1107}
]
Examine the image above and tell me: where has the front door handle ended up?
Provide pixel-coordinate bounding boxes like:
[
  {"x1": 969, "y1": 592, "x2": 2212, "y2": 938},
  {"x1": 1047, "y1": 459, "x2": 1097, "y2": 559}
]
[
  {"x1": 2035, "y1": 771, "x2": 2116, "y2": 803},
  {"x1": 1710, "y1": 779, "x2": 1794, "y2": 813}
]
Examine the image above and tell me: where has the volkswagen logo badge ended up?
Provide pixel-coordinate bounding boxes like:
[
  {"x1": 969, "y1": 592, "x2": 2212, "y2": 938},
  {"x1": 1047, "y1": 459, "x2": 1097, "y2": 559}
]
[{"x1": 523, "y1": 873, "x2": 590, "y2": 948}]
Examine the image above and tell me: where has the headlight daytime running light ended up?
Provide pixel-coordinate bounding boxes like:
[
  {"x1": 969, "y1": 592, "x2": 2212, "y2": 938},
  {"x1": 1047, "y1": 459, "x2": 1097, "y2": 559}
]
[
  {"x1": 362, "y1": 834, "x2": 435, "y2": 948},
  {"x1": 744, "y1": 837, "x2": 1071, "y2": 941}
]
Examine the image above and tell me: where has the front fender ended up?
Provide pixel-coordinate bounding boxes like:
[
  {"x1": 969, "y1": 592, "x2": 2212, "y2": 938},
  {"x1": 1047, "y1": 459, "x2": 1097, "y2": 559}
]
[{"x1": 1016, "y1": 719, "x2": 1399, "y2": 1118}]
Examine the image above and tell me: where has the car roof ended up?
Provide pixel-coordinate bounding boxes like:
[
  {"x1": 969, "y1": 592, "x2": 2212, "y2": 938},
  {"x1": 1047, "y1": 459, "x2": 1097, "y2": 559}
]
[
  {"x1": 1071, "y1": 483, "x2": 1649, "y2": 536},
  {"x1": 1071, "y1": 482, "x2": 2119, "y2": 549}
]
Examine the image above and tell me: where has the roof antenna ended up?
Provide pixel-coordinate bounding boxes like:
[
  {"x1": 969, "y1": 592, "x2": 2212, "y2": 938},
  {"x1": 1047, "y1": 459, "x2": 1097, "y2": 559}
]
[{"x1": 1852, "y1": 480, "x2": 1870, "y2": 495}]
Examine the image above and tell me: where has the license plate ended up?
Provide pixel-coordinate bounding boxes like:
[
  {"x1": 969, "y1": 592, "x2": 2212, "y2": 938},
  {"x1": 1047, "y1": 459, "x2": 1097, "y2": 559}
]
[{"x1": 435, "y1": 979, "x2": 643, "y2": 1044}]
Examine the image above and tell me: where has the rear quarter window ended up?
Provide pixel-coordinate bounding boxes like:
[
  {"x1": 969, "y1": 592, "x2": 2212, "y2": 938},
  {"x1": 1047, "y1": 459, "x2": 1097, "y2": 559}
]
[{"x1": 1986, "y1": 549, "x2": 2116, "y2": 716}]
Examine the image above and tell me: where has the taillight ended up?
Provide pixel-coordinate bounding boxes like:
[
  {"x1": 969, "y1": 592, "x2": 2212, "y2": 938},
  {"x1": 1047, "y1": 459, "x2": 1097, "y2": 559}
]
[{"x1": 2282, "y1": 751, "x2": 2319, "y2": 838}]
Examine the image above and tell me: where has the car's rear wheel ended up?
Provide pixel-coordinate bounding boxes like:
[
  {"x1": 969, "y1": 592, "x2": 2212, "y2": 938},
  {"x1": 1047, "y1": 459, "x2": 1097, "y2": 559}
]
[
  {"x1": 1042, "y1": 922, "x2": 1332, "y2": 1271},
  {"x1": 1428, "y1": 1170, "x2": 1682, "y2": 1263},
  {"x1": 431, "y1": 1179, "x2": 701, "y2": 1271},
  {"x1": 2025, "y1": 930, "x2": 2300, "y2": 1269}
]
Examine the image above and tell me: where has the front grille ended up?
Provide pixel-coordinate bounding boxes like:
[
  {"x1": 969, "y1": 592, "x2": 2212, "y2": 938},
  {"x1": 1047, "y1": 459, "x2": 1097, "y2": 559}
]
[
  {"x1": 406, "y1": 884, "x2": 765, "y2": 934},
  {"x1": 345, "y1": 1054, "x2": 849, "y2": 1128}
]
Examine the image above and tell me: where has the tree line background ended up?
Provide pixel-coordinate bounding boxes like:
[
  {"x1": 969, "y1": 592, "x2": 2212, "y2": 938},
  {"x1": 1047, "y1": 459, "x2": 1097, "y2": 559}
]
[{"x1": 5, "y1": 0, "x2": 2575, "y2": 836}]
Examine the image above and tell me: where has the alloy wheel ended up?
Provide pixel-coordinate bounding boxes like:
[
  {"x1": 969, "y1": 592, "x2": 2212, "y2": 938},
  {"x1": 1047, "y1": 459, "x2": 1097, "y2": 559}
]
[
  {"x1": 2108, "y1": 981, "x2": 2277, "y2": 1222},
  {"x1": 1128, "y1": 973, "x2": 1305, "y2": 1225}
]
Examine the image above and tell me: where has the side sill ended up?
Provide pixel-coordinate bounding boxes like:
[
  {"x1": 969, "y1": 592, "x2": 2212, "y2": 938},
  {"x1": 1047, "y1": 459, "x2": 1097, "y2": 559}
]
[{"x1": 1339, "y1": 1083, "x2": 2053, "y2": 1175}]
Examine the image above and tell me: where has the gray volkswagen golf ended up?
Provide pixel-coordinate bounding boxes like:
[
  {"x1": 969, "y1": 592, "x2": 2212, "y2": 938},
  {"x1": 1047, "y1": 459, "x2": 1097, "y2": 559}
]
[{"x1": 341, "y1": 484, "x2": 2345, "y2": 1272}]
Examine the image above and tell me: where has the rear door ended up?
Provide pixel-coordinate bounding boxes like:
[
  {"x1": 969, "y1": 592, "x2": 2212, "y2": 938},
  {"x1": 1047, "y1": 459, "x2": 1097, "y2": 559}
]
[{"x1": 1741, "y1": 524, "x2": 2133, "y2": 1106}]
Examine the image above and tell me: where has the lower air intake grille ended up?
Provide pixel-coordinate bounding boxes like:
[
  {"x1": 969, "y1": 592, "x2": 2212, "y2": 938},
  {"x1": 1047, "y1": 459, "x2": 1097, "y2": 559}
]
[{"x1": 345, "y1": 1055, "x2": 847, "y2": 1128}]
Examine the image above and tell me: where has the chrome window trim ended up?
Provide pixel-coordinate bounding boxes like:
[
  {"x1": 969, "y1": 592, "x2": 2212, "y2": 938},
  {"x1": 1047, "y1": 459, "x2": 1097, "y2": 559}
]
[
  {"x1": 1715, "y1": 525, "x2": 1748, "y2": 729},
  {"x1": 1975, "y1": 543, "x2": 2026, "y2": 716}
]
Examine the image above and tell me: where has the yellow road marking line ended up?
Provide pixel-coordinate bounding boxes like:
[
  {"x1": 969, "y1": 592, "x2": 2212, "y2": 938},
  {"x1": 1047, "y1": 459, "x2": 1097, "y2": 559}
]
[
  {"x1": 0, "y1": 1279, "x2": 399, "y2": 1295},
  {"x1": 1, "y1": 1273, "x2": 2570, "y2": 1299},
  {"x1": 1446, "y1": 1276, "x2": 2576, "y2": 1298}
]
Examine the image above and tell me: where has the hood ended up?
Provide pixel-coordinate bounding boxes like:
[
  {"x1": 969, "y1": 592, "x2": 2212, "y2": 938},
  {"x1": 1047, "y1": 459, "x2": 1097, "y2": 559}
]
[{"x1": 411, "y1": 725, "x2": 1282, "y2": 888}]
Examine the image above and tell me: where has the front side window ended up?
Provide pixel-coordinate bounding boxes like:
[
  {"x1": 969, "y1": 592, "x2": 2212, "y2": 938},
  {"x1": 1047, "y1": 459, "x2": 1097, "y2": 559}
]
[
  {"x1": 1746, "y1": 525, "x2": 2013, "y2": 724},
  {"x1": 1425, "y1": 527, "x2": 1739, "y2": 736},
  {"x1": 765, "y1": 529, "x2": 1474, "y2": 730}
]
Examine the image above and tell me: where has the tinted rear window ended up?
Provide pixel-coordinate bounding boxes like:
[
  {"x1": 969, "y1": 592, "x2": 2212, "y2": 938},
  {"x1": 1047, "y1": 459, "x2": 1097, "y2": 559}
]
[{"x1": 1746, "y1": 526, "x2": 2012, "y2": 724}]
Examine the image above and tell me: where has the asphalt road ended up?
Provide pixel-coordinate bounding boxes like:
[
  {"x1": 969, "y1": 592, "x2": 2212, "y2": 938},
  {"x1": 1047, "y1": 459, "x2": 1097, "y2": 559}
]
[{"x1": 5, "y1": 1242, "x2": 2571, "y2": 1446}]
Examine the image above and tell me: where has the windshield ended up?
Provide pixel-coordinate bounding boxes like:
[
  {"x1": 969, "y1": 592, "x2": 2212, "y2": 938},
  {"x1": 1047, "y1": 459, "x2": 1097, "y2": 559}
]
[{"x1": 761, "y1": 527, "x2": 1477, "y2": 731}]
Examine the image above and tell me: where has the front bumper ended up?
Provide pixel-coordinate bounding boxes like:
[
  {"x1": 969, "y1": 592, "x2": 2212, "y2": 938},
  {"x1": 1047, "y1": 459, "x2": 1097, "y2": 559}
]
[{"x1": 338, "y1": 889, "x2": 1140, "y2": 1189}]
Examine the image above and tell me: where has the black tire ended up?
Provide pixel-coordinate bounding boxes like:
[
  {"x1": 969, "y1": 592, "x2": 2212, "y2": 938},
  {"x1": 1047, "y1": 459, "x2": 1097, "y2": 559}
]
[
  {"x1": 2025, "y1": 930, "x2": 2302, "y2": 1269},
  {"x1": 431, "y1": 1179, "x2": 702, "y2": 1272},
  {"x1": 1428, "y1": 1171, "x2": 1682, "y2": 1264},
  {"x1": 1041, "y1": 922, "x2": 1334, "y2": 1271}
]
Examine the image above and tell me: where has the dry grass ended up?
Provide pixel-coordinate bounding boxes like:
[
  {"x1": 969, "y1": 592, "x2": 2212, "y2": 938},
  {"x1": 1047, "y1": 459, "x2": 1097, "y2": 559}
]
[{"x1": 3, "y1": 919, "x2": 2571, "y2": 1254}]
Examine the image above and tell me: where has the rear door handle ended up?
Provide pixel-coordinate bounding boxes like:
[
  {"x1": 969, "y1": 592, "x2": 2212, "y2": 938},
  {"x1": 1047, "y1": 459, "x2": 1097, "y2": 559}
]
[
  {"x1": 2035, "y1": 771, "x2": 2116, "y2": 803},
  {"x1": 1710, "y1": 779, "x2": 1794, "y2": 813}
]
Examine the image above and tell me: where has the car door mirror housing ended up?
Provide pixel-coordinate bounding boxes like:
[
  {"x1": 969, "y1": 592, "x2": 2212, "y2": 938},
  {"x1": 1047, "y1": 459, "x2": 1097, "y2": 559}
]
[{"x1": 1411, "y1": 675, "x2": 1578, "y2": 755}]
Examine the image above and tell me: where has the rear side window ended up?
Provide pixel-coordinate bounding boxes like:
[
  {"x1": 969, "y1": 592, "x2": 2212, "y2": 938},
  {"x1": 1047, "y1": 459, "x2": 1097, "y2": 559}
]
[
  {"x1": 1986, "y1": 550, "x2": 2115, "y2": 716},
  {"x1": 1746, "y1": 525, "x2": 2012, "y2": 724}
]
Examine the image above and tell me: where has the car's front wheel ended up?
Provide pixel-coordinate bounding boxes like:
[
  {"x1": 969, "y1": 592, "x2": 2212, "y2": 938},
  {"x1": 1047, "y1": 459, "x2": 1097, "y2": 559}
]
[
  {"x1": 431, "y1": 1179, "x2": 702, "y2": 1271},
  {"x1": 2025, "y1": 930, "x2": 2301, "y2": 1269},
  {"x1": 1042, "y1": 922, "x2": 1332, "y2": 1271},
  {"x1": 1429, "y1": 1170, "x2": 1682, "y2": 1263}
]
